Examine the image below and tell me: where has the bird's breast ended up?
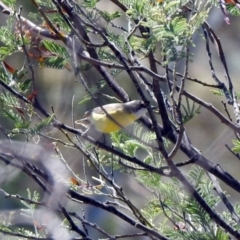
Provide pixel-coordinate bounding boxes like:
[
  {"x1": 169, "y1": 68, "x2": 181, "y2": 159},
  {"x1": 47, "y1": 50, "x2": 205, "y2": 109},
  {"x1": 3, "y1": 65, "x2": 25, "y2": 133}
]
[{"x1": 90, "y1": 110, "x2": 138, "y2": 133}]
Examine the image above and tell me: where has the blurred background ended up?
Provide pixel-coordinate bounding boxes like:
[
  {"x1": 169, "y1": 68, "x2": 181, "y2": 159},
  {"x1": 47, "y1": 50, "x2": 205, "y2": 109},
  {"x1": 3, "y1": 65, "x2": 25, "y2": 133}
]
[{"x1": 0, "y1": 0, "x2": 240, "y2": 239}]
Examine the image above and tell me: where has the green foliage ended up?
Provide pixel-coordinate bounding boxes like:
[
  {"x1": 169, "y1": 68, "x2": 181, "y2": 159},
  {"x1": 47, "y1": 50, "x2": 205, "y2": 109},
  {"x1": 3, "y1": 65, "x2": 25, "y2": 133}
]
[
  {"x1": 0, "y1": 0, "x2": 238, "y2": 239},
  {"x1": 0, "y1": 23, "x2": 20, "y2": 59},
  {"x1": 114, "y1": 126, "x2": 158, "y2": 154},
  {"x1": 28, "y1": 114, "x2": 55, "y2": 137},
  {"x1": 210, "y1": 89, "x2": 225, "y2": 96},
  {"x1": 40, "y1": 40, "x2": 71, "y2": 70},
  {"x1": 34, "y1": 0, "x2": 53, "y2": 6},
  {"x1": 226, "y1": 4, "x2": 240, "y2": 16},
  {"x1": 0, "y1": 84, "x2": 54, "y2": 137},
  {"x1": 0, "y1": 211, "x2": 15, "y2": 228},
  {"x1": 19, "y1": 78, "x2": 32, "y2": 93},
  {"x1": 125, "y1": 0, "x2": 210, "y2": 62},
  {"x1": 20, "y1": 189, "x2": 40, "y2": 212},
  {"x1": 1, "y1": 0, "x2": 16, "y2": 8},
  {"x1": 0, "y1": 190, "x2": 43, "y2": 239},
  {"x1": 232, "y1": 139, "x2": 240, "y2": 153},
  {"x1": 29, "y1": 0, "x2": 71, "y2": 33},
  {"x1": 0, "y1": 211, "x2": 24, "y2": 240},
  {"x1": 41, "y1": 40, "x2": 69, "y2": 59},
  {"x1": 139, "y1": 166, "x2": 230, "y2": 239},
  {"x1": 96, "y1": 125, "x2": 160, "y2": 171},
  {"x1": 224, "y1": 202, "x2": 240, "y2": 231},
  {"x1": 83, "y1": 0, "x2": 100, "y2": 8},
  {"x1": 99, "y1": 11, "x2": 122, "y2": 22},
  {"x1": 0, "y1": 91, "x2": 26, "y2": 125},
  {"x1": 210, "y1": 0, "x2": 240, "y2": 16},
  {"x1": 181, "y1": 97, "x2": 201, "y2": 123}
]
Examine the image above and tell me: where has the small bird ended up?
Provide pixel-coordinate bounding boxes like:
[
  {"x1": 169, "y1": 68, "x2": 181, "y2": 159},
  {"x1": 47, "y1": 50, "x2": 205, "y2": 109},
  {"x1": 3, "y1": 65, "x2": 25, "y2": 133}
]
[{"x1": 75, "y1": 100, "x2": 152, "y2": 134}]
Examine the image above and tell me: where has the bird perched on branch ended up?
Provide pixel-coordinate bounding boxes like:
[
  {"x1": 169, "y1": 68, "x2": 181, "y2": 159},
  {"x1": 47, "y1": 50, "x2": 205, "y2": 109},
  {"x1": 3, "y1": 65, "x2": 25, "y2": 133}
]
[{"x1": 75, "y1": 100, "x2": 154, "y2": 135}]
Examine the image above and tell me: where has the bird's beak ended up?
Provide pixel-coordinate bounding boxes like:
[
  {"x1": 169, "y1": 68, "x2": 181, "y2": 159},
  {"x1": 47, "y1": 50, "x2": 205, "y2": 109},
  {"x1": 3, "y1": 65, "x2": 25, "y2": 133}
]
[{"x1": 75, "y1": 118, "x2": 91, "y2": 127}]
